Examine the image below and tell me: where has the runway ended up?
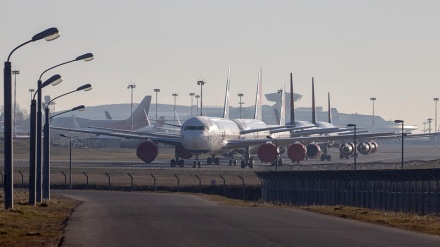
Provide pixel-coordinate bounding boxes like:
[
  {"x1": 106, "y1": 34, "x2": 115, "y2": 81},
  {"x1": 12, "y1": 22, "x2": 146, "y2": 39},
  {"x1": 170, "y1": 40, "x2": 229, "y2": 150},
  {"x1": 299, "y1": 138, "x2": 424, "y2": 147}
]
[{"x1": 59, "y1": 190, "x2": 440, "y2": 247}]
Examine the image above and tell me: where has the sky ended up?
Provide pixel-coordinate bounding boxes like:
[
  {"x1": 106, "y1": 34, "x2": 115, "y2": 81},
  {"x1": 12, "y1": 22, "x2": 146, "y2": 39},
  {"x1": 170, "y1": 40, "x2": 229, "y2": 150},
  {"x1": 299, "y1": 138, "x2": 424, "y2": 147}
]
[{"x1": 1, "y1": 0, "x2": 439, "y2": 130}]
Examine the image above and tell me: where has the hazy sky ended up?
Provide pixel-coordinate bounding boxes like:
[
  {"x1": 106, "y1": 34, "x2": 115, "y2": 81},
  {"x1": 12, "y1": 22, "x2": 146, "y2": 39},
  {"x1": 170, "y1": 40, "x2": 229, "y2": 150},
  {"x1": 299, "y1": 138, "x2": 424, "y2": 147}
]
[{"x1": 1, "y1": 0, "x2": 439, "y2": 130}]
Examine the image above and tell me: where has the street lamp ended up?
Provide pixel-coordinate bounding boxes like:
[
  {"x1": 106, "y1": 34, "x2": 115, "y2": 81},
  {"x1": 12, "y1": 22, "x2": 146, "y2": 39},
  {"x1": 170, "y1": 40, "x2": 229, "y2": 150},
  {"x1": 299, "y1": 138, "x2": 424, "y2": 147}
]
[
  {"x1": 12, "y1": 70, "x2": 19, "y2": 137},
  {"x1": 347, "y1": 124, "x2": 357, "y2": 170},
  {"x1": 189, "y1": 92, "x2": 195, "y2": 116},
  {"x1": 394, "y1": 120, "x2": 404, "y2": 169},
  {"x1": 266, "y1": 136, "x2": 278, "y2": 171},
  {"x1": 29, "y1": 74, "x2": 62, "y2": 205},
  {"x1": 195, "y1": 95, "x2": 200, "y2": 116},
  {"x1": 197, "y1": 80, "x2": 206, "y2": 116},
  {"x1": 43, "y1": 84, "x2": 91, "y2": 199},
  {"x1": 3, "y1": 27, "x2": 60, "y2": 209},
  {"x1": 35, "y1": 52, "x2": 93, "y2": 202},
  {"x1": 172, "y1": 93, "x2": 178, "y2": 125},
  {"x1": 238, "y1": 93, "x2": 244, "y2": 119},
  {"x1": 59, "y1": 134, "x2": 73, "y2": 190},
  {"x1": 153, "y1": 88, "x2": 160, "y2": 121},
  {"x1": 370, "y1": 97, "x2": 376, "y2": 133},
  {"x1": 127, "y1": 83, "x2": 136, "y2": 131},
  {"x1": 29, "y1": 89, "x2": 35, "y2": 101}
]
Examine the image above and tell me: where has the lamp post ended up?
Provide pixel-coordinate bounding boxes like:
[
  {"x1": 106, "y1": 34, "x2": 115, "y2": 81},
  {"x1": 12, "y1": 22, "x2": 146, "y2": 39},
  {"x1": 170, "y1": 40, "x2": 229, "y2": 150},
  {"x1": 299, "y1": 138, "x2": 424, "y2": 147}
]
[
  {"x1": 189, "y1": 92, "x2": 195, "y2": 116},
  {"x1": 12, "y1": 70, "x2": 19, "y2": 137},
  {"x1": 266, "y1": 136, "x2": 278, "y2": 171},
  {"x1": 153, "y1": 88, "x2": 160, "y2": 121},
  {"x1": 3, "y1": 27, "x2": 60, "y2": 209},
  {"x1": 370, "y1": 97, "x2": 376, "y2": 133},
  {"x1": 127, "y1": 83, "x2": 136, "y2": 131},
  {"x1": 43, "y1": 85, "x2": 91, "y2": 199},
  {"x1": 197, "y1": 80, "x2": 206, "y2": 116},
  {"x1": 172, "y1": 93, "x2": 178, "y2": 126},
  {"x1": 59, "y1": 134, "x2": 72, "y2": 190},
  {"x1": 238, "y1": 93, "x2": 244, "y2": 119},
  {"x1": 195, "y1": 95, "x2": 200, "y2": 116},
  {"x1": 35, "y1": 52, "x2": 93, "y2": 202},
  {"x1": 427, "y1": 118, "x2": 433, "y2": 133},
  {"x1": 347, "y1": 124, "x2": 357, "y2": 170},
  {"x1": 394, "y1": 120, "x2": 404, "y2": 169}
]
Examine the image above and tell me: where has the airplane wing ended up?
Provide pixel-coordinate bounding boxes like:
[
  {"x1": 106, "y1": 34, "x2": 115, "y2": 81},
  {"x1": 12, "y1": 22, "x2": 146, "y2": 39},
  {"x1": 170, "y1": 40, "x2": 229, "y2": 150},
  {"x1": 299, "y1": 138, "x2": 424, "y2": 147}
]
[{"x1": 240, "y1": 125, "x2": 310, "y2": 135}]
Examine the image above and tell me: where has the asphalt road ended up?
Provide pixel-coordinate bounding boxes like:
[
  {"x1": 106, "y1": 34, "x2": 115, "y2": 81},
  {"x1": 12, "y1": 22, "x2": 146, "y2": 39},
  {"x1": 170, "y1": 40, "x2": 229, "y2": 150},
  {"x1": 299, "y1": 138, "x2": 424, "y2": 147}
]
[{"x1": 58, "y1": 190, "x2": 440, "y2": 247}]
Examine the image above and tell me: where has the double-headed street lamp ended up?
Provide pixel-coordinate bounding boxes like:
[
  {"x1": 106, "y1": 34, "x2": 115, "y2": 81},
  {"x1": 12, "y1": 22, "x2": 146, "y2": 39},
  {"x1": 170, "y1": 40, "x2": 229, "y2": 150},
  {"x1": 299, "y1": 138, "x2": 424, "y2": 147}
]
[
  {"x1": 197, "y1": 80, "x2": 206, "y2": 116},
  {"x1": 29, "y1": 74, "x2": 63, "y2": 205},
  {"x1": 347, "y1": 124, "x2": 357, "y2": 170},
  {"x1": 153, "y1": 88, "x2": 160, "y2": 120},
  {"x1": 238, "y1": 93, "x2": 244, "y2": 119},
  {"x1": 370, "y1": 97, "x2": 376, "y2": 133},
  {"x1": 394, "y1": 120, "x2": 404, "y2": 169},
  {"x1": 43, "y1": 84, "x2": 91, "y2": 199},
  {"x1": 35, "y1": 52, "x2": 93, "y2": 202},
  {"x1": 189, "y1": 92, "x2": 195, "y2": 116},
  {"x1": 3, "y1": 27, "x2": 60, "y2": 209}
]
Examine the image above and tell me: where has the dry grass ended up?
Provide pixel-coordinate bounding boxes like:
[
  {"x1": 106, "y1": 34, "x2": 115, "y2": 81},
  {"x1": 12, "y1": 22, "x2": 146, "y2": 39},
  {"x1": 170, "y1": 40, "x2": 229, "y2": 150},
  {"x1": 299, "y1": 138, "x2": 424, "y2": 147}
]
[{"x1": 0, "y1": 191, "x2": 81, "y2": 247}]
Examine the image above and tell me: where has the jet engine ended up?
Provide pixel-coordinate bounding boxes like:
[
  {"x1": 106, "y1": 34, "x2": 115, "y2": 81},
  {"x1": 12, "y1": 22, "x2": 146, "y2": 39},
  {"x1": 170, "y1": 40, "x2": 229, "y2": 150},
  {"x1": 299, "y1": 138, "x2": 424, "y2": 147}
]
[
  {"x1": 257, "y1": 143, "x2": 277, "y2": 163},
  {"x1": 339, "y1": 142, "x2": 355, "y2": 156},
  {"x1": 287, "y1": 142, "x2": 307, "y2": 162},
  {"x1": 176, "y1": 145, "x2": 193, "y2": 159},
  {"x1": 306, "y1": 143, "x2": 321, "y2": 159},
  {"x1": 369, "y1": 141, "x2": 379, "y2": 154},
  {"x1": 136, "y1": 141, "x2": 159, "y2": 163}
]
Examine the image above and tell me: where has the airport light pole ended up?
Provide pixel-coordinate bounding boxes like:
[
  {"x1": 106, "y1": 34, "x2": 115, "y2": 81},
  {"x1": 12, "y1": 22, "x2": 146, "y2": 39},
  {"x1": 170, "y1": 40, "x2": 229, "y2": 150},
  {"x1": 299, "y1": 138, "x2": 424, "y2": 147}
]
[
  {"x1": 423, "y1": 121, "x2": 428, "y2": 133},
  {"x1": 197, "y1": 80, "x2": 206, "y2": 116},
  {"x1": 35, "y1": 52, "x2": 93, "y2": 203},
  {"x1": 195, "y1": 95, "x2": 200, "y2": 116},
  {"x1": 127, "y1": 83, "x2": 136, "y2": 131},
  {"x1": 12, "y1": 70, "x2": 19, "y2": 137},
  {"x1": 394, "y1": 120, "x2": 404, "y2": 169},
  {"x1": 370, "y1": 97, "x2": 376, "y2": 133},
  {"x1": 189, "y1": 92, "x2": 195, "y2": 117},
  {"x1": 238, "y1": 93, "x2": 244, "y2": 119},
  {"x1": 427, "y1": 118, "x2": 433, "y2": 133},
  {"x1": 43, "y1": 85, "x2": 91, "y2": 199},
  {"x1": 153, "y1": 88, "x2": 160, "y2": 121},
  {"x1": 3, "y1": 27, "x2": 60, "y2": 209},
  {"x1": 59, "y1": 134, "x2": 73, "y2": 190},
  {"x1": 172, "y1": 93, "x2": 178, "y2": 125},
  {"x1": 347, "y1": 124, "x2": 357, "y2": 170}
]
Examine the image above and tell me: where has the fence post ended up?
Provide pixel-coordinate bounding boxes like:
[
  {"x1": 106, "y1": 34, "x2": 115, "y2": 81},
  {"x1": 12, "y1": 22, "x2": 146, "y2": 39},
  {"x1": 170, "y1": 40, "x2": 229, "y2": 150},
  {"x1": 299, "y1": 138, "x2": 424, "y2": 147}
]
[
  {"x1": 174, "y1": 174, "x2": 180, "y2": 192},
  {"x1": 150, "y1": 174, "x2": 157, "y2": 191},
  {"x1": 17, "y1": 171, "x2": 24, "y2": 187},
  {"x1": 83, "y1": 172, "x2": 88, "y2": 190},
  {"x1": 219, "y1": 175, "x2": 226, "y2": 195},
  {"x1": 127, "y1": 173, "x2": 134, "y2": 191},
  {"x1": 258, "y1": 177, "x2": 263, "y2": 200},
  {"x1": 61, "y1": 171, "x2": 67, "y2": 188},
  {"x1": 195, "y1": 175, "x2": 201, "y2": 193},
  {"x1": 238, "y1": 175, "x2": 246, "y2": 201},
  {"x1": 105, "y1": 173, "x2": 111, "y2": 190}
]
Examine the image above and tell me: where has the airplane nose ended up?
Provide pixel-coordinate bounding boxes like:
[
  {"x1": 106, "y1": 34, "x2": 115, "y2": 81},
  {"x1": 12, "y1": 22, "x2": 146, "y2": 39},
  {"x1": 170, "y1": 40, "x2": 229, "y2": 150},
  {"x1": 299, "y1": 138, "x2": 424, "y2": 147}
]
[{"x1": 182, "y1": 132, "x2": 209, "y2": 150}]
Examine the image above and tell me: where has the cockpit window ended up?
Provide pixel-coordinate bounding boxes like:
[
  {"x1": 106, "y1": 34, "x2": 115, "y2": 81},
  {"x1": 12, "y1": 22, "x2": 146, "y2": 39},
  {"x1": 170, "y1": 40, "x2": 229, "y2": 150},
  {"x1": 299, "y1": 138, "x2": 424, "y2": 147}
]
[{"x1": 183, "y1": 126, "x2": 208, "y2": 131}]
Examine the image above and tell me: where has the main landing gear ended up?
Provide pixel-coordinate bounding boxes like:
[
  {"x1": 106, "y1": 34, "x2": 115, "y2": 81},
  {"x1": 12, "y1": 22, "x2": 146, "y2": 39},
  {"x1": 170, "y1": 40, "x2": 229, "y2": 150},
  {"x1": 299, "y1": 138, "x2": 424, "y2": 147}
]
[
  {"x1": 239, "y1": 147, "x2": 254, "y2": 169},
  {"x1": 320, "y1": 144, "x2": 331, "y2": 161},
  {"x1": 207, "y1": 156, "x2": 220, "y2": 165},
  {"x1": 170, "y1": 148, "x2": 185, "y2": 167}
]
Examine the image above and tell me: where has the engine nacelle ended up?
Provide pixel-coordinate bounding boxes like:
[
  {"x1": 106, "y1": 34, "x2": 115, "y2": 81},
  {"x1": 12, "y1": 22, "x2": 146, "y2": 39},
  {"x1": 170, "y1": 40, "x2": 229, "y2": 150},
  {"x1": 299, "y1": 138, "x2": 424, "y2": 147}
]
[
  {"x1": 176, "y1": 145, "x2": 193, "y2": 159},
  {"x1": 369, "y1": 141, "x2": 379, "y2": 154},
  {"x1": 257, "y1": 143, "x2": 277, "y2": 163},
  {"x1": 136, "y1": 141, "x2": 159, "y2": 163},
  {"x1": 357, "y1": 142, "x2": 373, "y2": 155},
  {"x1": 306, "y1": 143, "x2": 321, "y2": 159},
  {"x1": 339, "y1": 142, "x2": 355, "y2": 156},
  {"x1": 287, "y1": 142, "x2": 307, "y2": 162}
]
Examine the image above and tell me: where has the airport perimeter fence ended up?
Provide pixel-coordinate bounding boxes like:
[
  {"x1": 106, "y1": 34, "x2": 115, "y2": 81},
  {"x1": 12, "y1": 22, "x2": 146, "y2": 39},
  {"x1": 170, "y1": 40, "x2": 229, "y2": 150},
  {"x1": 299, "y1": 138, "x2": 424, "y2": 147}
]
[{"x1": 256, "y1": 169, "x2": 440, "y2": 215}]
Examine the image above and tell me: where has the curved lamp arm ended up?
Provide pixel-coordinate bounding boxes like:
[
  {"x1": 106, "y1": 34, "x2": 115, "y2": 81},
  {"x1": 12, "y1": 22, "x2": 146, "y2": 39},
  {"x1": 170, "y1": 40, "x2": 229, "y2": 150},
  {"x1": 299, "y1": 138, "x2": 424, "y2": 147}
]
[{"x1": 49, "y1": 105, "x2": 85, "y2": 119}]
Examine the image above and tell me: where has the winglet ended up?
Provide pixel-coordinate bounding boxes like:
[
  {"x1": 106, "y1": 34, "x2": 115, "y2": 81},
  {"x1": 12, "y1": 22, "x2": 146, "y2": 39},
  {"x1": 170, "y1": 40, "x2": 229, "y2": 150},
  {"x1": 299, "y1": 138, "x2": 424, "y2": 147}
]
[
  {"x1": 328, "y1": 92, "x2": 332, "y2": 124},
  {"x1": 222, "y1": 64, "x2": 231, "y2": 119},
  {"x1": 280, "y1": 85, "x2": 286, "y2": 126},
  {"x1": 253, "y1": 67, "x2": 263, "y2": 120},
  {"x1": 311, "y1": 77, "x2": 317, "y2": 125},
  {"x1": 290, "y1": 73, "x2": 295, "y2": 125}
]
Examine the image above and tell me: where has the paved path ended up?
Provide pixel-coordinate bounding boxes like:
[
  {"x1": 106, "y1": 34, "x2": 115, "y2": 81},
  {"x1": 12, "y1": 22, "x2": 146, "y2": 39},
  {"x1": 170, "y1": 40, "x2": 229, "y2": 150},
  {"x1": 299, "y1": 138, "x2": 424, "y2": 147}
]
[{"x1": 59, "y1": 190, "x2": 440, "y2": 247}]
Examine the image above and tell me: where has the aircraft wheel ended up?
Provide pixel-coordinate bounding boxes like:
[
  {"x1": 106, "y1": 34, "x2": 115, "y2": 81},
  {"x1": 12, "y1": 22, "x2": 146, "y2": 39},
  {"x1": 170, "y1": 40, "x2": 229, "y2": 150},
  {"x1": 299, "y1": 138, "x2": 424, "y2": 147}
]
[
  {"x1": 249, "y1": 159, "x2": 254, "y2": 169},
  {"x1": 192, "y1": 162, "x2": 197, "y2": 168},
  {"x1": 170, "y1": 159, "x2": 176, "y2": 167},
  {"x1": 214, "y1": 157, "x2": 220, "y2": 165},
  {"x1": 326, "y1": 155, "x2": 331, "y2": 161},
  {"x1": 320, "y1": 154, "x2": 326, "y2": 161},
  {"x1": 207, "y1": 157, "x2": 212, "y2": 165},
  {"x1": 178, "y1": 159, "x2": 184, "y2": 167},
  {"x1": 229, "y1": 160, "x2": 233, "y2": 166},
  {"x1": 278, "y1": 159, "x2": 283, "y2": 166},
  {"x1": 233, "y1": 160, "x2": 237, "y2": 166},
  {"x1": 197, "y1": 161, "x2": 202, "y2": 168},
  {"x1": 240, "y1": 160, "x2": 246, "y2": 169}
]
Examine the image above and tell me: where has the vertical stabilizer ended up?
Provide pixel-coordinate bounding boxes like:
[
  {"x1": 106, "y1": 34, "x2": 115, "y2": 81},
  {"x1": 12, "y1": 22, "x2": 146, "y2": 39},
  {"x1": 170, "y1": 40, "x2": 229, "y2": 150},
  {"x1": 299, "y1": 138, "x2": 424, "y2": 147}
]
[
  {"x1": 222, "y1": 65, "x2": 231, "y2": 119},
  {"x1": 105, "y1": 111, "x2": 113, "y2": 120},
  {"x1": 311, "y1": 77, "x2": 317, "y2": 125},
  {"x1": 290, "y1": 73, "x2": 295, "y2": 125},
  {"x1": 328, "y1": 92, "x2": 332, "y2": 124},
  {"x1": 132, "y1": 96, "x2": 152, "y2": 129},
  {"x1": 280, "y1": 85, "x2": 286, "y2": 126},
  {"x1": 253, "y1": 68, "x2": 263, "y2": 120},
  {"x1": 274, "y1": 109, "x2": 280, "y2": 125}
]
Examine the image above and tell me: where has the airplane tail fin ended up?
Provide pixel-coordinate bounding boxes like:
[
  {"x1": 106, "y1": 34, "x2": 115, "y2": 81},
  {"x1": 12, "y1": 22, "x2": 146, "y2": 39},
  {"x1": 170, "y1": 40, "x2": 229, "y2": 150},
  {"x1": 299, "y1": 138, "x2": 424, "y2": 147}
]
[
  {"x1": 222, "y1": 65, "x2": 231, "y2": 119},
  {"x1": 328, "y1": 92, "x2": 332, "y2": 124},
  {"x1": 131, "y1": 96, "x2": 152, "y2": 129},
  {"x1": 280, "y1": 85, "x2": 286, "y2": 126},
  {"x1": 311, "y1": 77, "x2": 317, "y2": 125},
  {"x1": 253, "y1": 67, "x2": 263, "y2": 120},
  {"x1": 290, "y1": 73, "x2": 295, "y2": 125},
  {"x1": 73, "y1": 116, "x2": 81, "y2": 129},
  {"x1": 105, "y1": 111, "x2": 113, "y2": 120},
  {"x1": 274, "y1": 109, "x2": 281, "y2": 125}
]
